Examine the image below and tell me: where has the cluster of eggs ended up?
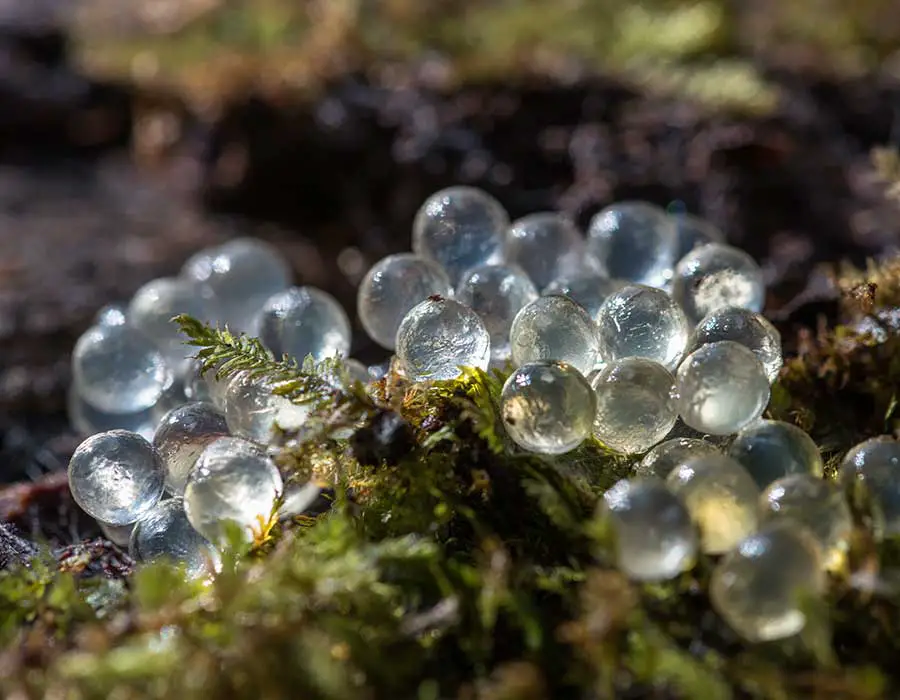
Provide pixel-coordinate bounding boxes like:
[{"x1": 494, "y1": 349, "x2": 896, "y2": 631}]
[
  {"x1": 65, "y1": 185, "x2": 894, "y2": 647},
  {"x1": 67, "y1": 237, "x2": 366, "y2": 577}
]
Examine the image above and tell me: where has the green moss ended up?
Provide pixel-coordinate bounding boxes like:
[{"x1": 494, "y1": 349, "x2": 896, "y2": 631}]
[{"x1": 7, "y1": 310, "x2": 900, "y2": 697}]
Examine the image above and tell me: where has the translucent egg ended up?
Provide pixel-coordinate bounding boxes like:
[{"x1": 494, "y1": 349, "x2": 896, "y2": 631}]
[
  {"x1": 599, "y1": 478, "x2": 698, "y2": 581},
  {"x1": 456, "y1": 263, "x2": 539, "y2": 364},
  {"x1": 710, "y1": 524, "x2": 825, "y2": 642},
  {"x1": 68, "y1": 386, "x2": 157, "y2": 442},
  {"x1": 543, "y1": 271, "x2": 624, "y2": 321},
  {"x1": 183, "y1": 358, "x2": 214, "y2": 404},
  {"x1": 343, "y1": 358, "x2": 371, "y2": 385},
  {"x1": 672, "y1": 243, "x2": 765, "y2": 324},
  {"x1": 760, "y1": 474, "x2": 852, "y2": 571},
  {"x1": 412, "y1": 186, "x2": 509, "y2": 283},
  {"x1": 591, "y1": 358, "x2": 677, "y2": 454},
  {"x1": 181, "y1": 237, "x2": 291, "y2": 333},
  {"x1": 596, "y1": 284, "x2": 690, "y2": 371},
  {"x1": 509, "y1": 294, "x2": 601, "y2": 376},
  {"x1": 223, "y1": 373, "x2": 297, "y2": 443},
  {"x1": 257, "y1": 286, "x2": 351, "y2": 363},
  {"x1": 500, "y1": 361, "x2": 595, "y2": 454},
  {"x1": 98, "y1": 520, "x2": 134, "y2": 548},
  {"x1": 666, "y1": 454, "x2": 760, "y2": 554},
  {"x1": 689, "y1": 307, "x2": 782, "y2": 383},
  {"x1": 153, "y1": 402, "x2": 230, "y2": 495},
  {"x1": 183, "y1": 437, "x2": 283, "y2": 545},
  {"x1": 839, "y1": 436, "x2": 900, "y2": 538},
  {"x1": 504, "y1": 212, "x2": 586, "y2": 290},
  {"x1": 357, "y1": 253, "x2": 454, "y2": 350},
  {"x1": 670, "y1": 212, "x2": 725, "y2": 261},
  {"x1": 636, "y1": 437, "x2": 720, "y2": 479},
  {"x1": 395, "y1": 297, "x2": 491, "y2": 382},
  {"x1": 586, "y1": 201, "x2": 677, "y2": 288},
  {"x1": 728, "y1": 420, "x2": 823, "y2": 490},
  {"x1": 94, "y1": 303, "x2": 126, "y2": 327},
  {"x1": 128, "y1": 277, "x2": 215, "y2": 373},
  {"x1": 68, "y1": 430, "x2": 165, "y2": 526},
  {"x1": 130, "y1": 498, "x2": 222, "y2": 578},
  {"x1": 675, "y1": 341, "x2": 769, "y2": 435},
  {"x1": 72, "y1": 323, "x2": 173, "y2": 414}
]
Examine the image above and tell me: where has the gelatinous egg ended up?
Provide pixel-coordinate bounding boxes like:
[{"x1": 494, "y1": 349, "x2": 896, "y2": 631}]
[
  {"x1": 504, "y1": 212, "x2": 586, "y2": 290},
  {"x1": 543, "y1": 271, "x2": 623, "y2": 321},
  {"x1": 456, "y1": 263, "x2": 538, "y2": 364},
  {"x1": 591, "y1": 358, "x2": 677, "y2": 454},
  {"x1": 412, "y1": 186, "x2": 509, "y2": 283},
  {"x1": 181, "y1": 237, "x2": 291, "y2": 333},
  {"x1": 636, "y1": 437, "x2": 720, "y2": 479},
  {"x1": 98, "y1": 520, "x2": 134, "y2": 548},
  {"x1": 357, "y1": 253, "x2": 454, "y2": 350},
  {"x1": 675, "y1": 341, "x2": 769, "y2": 435},
  {"x1": 153, "y1": 402, "x2": 230, "y2": 495},
  {"x1": 666, "y1": 454, "x2": 760, "y2": 554},
  {"x1": 509, "y1": 294, "x2": 602, "y2": 375},
  {"x1": 728, "y1": 420, "x2": 823, "y2": 490},
  {"x1": 183, "y1": 437, "x2": 283, "y2": 545},
  {"x1": 586, "y1": 201, "x2": 677, "y2": 288},
  {"x1": 839, "y1": 436, "x2": 900, "y2": 538},
  {"x1": 597, "y1": 284, "x2": 690, "y2": 370},
  {"x1": 395, "y1": 297, "x2": 491, "y2": 381},
  {"x1": 670, "y1": 212, "x2": 725, "y2": 261},
  {"x1": 689, "y1": 306, "x2": 782, "y2": 383},
  {"x1": 500, "y1": 361, "x2": 595, "y2": 454},
  {"x1": 128, "y1": 277, "x2": 215, "y2": 372},
  {"x1": 710, "y1": 524, "x2": 825, "y2": 642},
  {"x1": 68, "y1": 429, "x2": 165, "y2": 525},
  {"x1": 130, "y1": 498, "x2": 222, "y2": 579},
  {"x1": 257, "y1": 286, "x2": 351, "y2": 363},
  {"x1": 94, "y1": 303, "x2": 126, "y2": 327},
  {"x1": 672, "y1": 243, "x2": 765, "y2": 324},
  {"x1": 72, "y1": 323, "x2": 173, "y2": 414},
  {"x1": 760, "y1": 474, "x2": 852, "y2": 571},
  {"x1": 223, "y1": 373, "x2": 298, "y2": 443},
  {"x1": 599, "y1": 478, "x2": 698, "y2": 581}
]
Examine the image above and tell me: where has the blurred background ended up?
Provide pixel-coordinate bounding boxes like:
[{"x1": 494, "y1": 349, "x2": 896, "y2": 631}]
[{"x1": 3, "y1": 0, "x2": 900, "y2": 541}]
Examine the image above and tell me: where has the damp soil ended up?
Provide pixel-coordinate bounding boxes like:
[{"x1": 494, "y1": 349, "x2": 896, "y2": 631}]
[{"x1": 1, "y1": 18, "x2": 899, "y2": 559}]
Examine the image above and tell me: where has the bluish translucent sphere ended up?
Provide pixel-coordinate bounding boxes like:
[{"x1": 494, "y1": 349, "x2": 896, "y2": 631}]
[
  {"x1": 591, "y1": 358, "x2": 677, "y2": 454},
  {"x1": 184, "y1": 437, "x2": 283, "y2": 545},
  {"x1": 636, "y1": 437, "x2": 719, "y2": 479},
  {"x1": 396, "y1": 297, "x2": 491, "y2": 381},
  {"x1": 672, "y1": 243, "x2": 765, "y2": 324},
  {"x1": 676, "y1": 341, "x2": 769, "y2": 435},
  {"x1": 153, "y1": 402, "x2": 230, "y2": 495},
  {"x1": 130, "y1": 498, "x2": 222, "y2": 579},
  {"x1": 587, "y1": 201, "x2": 677, "y2": 288},
  {"x1": 72, "y1": 323, "x2": 173, "y2": 414},
  {"x1": 543, "y1": 271, "x2": 624, "y2": 321},
  {"x1": 670, "y1": 212, "x2": 725, "y2": 261},
  {"x1": 68, "y1": 429, "x2": 166, "y2": 525},
  {"x1": 455, "y1": 263, "x2": 538, "y2": 364},
  {"x1": 223, "y1": 373, "x2": 299, "y2": 443},
  {"x1": 509, "y1": 294, "x2": 602, "y2": 375},
  {"x1": 728, "y1": 420, "x2": 823, "y2": 490},
  {"x1": 412, "y1": 186, "x2": 509, "y2": 283},
  {"x1": 181, "y1": 237, "x2": 292, "y2": 333},
  {"x1": 596, "y1": 284, "x2": 690, "y2": 371},
  {"x1": 99, "y1": 520, "x2": 134, "y2": 548},
  {"x1": 690, "y1": 306, "x2": 782, "y2": 383},
  {"x1": 839, "y1": 436, "x2": 900, "y2": 539},
  {"x1": 504, "y1": 212, "x2": 586, "y2": 290},
  {"x1": 94, "y1": 303, "x2": 126, "y2": 327},
  {"x1": 500, "y1": 361, "x2": 595, "y2": 454},
  {"x1": 68, "y1": 386, "x2": 157, "y2": 442},
  {"x1": 357, "y1": 253, "x2": 453, "y2": 350},
  {"x1": 257, "y1": 286, "x2": 351, "y2": 363},
  {"x1": 599, "y1": 478, "x2": 698, "y2": 581},
  {"x1": 128, "y1": 277, "x2": 216, "y2": 373}
]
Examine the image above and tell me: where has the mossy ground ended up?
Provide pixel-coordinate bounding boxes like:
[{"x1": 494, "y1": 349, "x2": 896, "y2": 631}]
[{"x1": 4, "y1": 284, "x2": 900, "y2": 698}]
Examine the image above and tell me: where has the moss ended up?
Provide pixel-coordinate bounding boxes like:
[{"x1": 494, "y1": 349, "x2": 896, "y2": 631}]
[{"x1": 8, "y1": 306, "x2": 900, "y2": 697}]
